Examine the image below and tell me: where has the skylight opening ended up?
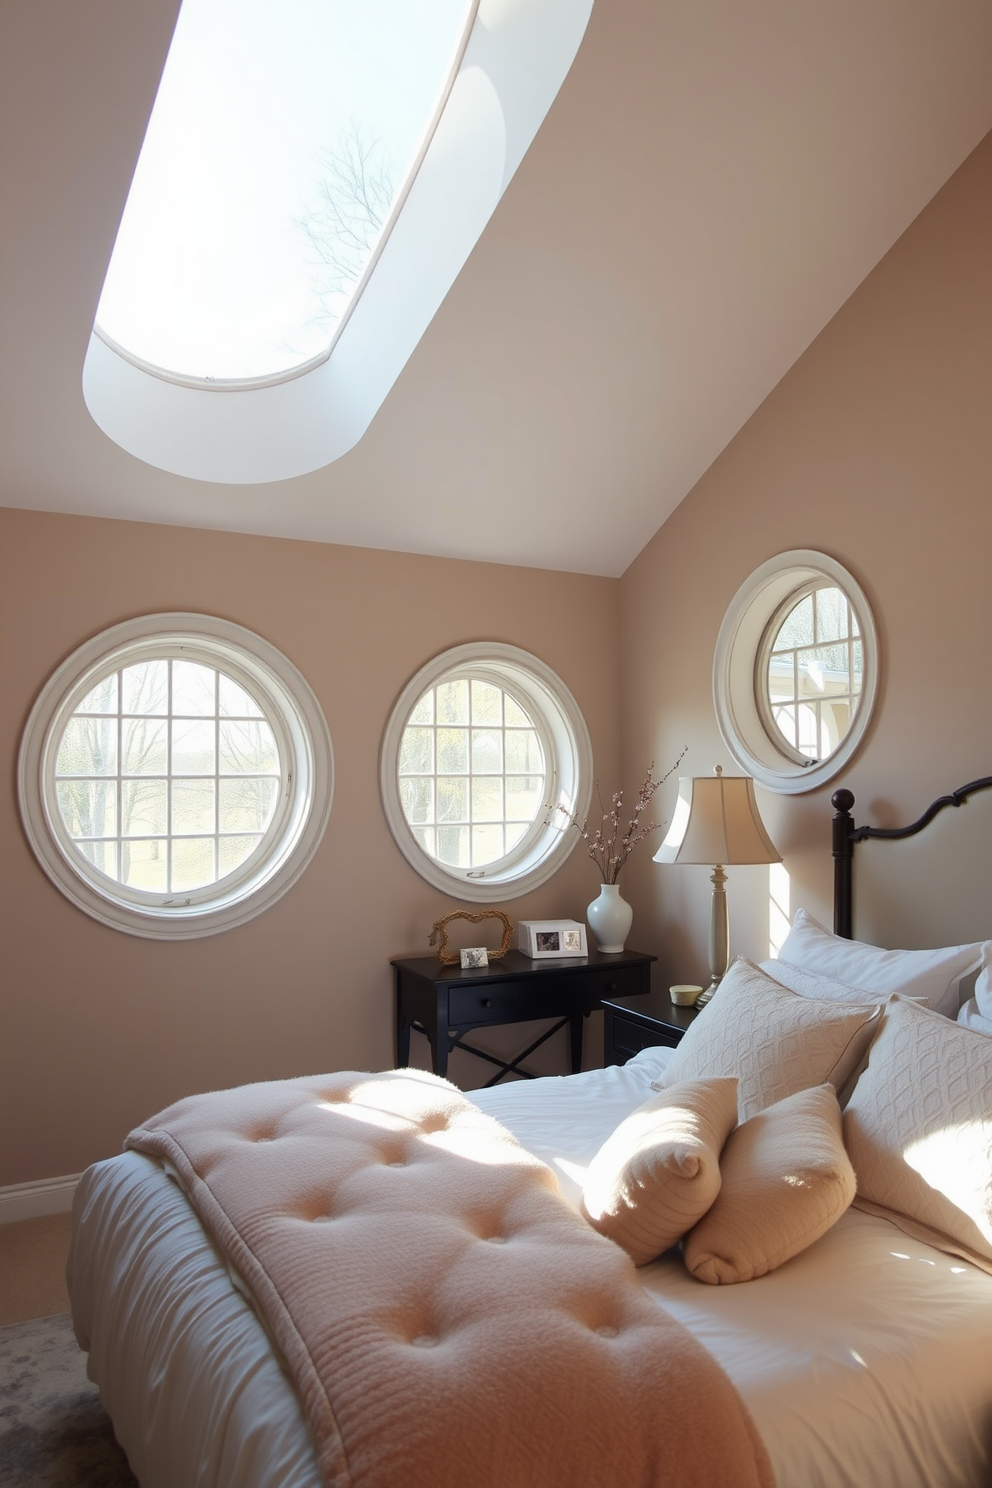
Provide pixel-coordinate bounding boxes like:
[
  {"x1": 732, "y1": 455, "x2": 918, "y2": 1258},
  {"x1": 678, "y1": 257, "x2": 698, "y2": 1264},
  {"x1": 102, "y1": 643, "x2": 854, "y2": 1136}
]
[
  {"x1": 83, "y1": 0, "x2": 595, "y2": 482},
  {"x1": 95, "y1": 0, "x2": 477, "y2": 385}
]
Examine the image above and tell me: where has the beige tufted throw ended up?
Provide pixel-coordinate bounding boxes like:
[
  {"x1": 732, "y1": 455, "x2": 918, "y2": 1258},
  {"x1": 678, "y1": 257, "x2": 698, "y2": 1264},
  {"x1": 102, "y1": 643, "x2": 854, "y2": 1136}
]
[{"x1": 126, "y1": 1068, "x2": 773, "y2": 1488}]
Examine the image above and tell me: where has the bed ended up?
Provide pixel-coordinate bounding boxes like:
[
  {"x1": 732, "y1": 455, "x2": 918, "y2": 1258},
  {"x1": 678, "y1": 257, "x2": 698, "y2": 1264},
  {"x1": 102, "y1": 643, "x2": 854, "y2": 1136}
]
[{"x1": 67, "y1": 782, "x2": 992, "y2": 1488}]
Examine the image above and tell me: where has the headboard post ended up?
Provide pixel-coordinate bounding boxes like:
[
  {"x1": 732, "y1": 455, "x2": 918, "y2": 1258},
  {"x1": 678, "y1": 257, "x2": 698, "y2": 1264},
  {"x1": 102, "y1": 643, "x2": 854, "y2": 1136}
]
[{"x1": 831, "y1": 788, "x2": 855, "y2": 940}]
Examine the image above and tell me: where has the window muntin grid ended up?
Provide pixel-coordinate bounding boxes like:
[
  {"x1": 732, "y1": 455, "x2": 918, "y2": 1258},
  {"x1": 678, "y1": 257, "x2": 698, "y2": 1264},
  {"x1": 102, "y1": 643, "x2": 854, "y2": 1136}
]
[
  {"x1": 398, "y1": 676, "x2": 547, "y2": 874},
  {"x1": 53, "y1": 659, "x2": 282, "y2": 896},
  {"x1": 19, "y1": 615, "x2": 333, "y2": 938},
  {"x1": 380, "y1": 642, "x2": 592, "y2": 901},
  {"x1": 758, "y1": 583, "x2": 863, "y2": 766}
]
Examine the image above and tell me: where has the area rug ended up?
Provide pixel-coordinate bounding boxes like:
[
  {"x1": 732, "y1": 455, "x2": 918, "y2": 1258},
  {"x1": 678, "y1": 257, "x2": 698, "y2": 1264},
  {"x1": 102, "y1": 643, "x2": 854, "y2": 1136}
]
[{"x1": 0, "y1": 1312, "x2": 137, "y2": 1487}]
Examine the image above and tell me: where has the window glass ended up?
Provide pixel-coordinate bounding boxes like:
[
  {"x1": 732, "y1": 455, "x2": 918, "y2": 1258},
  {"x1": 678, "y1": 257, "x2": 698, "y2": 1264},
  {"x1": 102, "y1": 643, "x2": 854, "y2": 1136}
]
[
  {"x1": 53, "y1": 659, "x2": 280, "y2": 893},
  {"x1": 18, "y1": 616, "x2": 333, "y2": 937},
  {"x1": 713, "y1": 551, "x2": 878, "y2": 795},
  {"x1": 380, "y1": 643, "x2": 592, "y2": 900},
  {"x1": 761, "y1": 583, "x2": 864, "y2": 766},
  {"x1": 399, "y1": 678, "x2": 546, "y2": 874},
  {"x1": 95, "y1": 0, "x2": 476, "y2": 382}
]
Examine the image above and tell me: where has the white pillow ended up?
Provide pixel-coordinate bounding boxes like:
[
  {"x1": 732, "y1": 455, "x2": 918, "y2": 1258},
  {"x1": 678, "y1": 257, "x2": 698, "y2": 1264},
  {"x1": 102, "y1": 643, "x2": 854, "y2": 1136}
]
[
  {"x1": 778, "y1": 908, "x2": 988, "y2": 1018},
  {"x1": 957, "y1": 998, "x2": 992, "y2": 1037},
  {"x1": 758, "y1": 958, "x2": 914, "y2": 1005},
  {"x1": 654, "y1": 958, "x2": 880, "y2": 1121},
  {"x1": 844, "y1": 997, "x2": 992, "y2": 1275},
  {"x1": 974, "y1": 960, "x2": 992, "y2": 1022}
]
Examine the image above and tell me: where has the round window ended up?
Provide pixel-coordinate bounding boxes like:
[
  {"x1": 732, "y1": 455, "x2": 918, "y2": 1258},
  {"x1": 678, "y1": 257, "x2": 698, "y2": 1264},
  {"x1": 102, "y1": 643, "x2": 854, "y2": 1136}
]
[
  {"x1": 758, "y1": 581, "x2": 863, "y2": 765},
  {"x1": 714, "y1": 552, "x2": 878, "y2": 794},
  {"x1": 18, "y1": 615, "x2": 333, "y2": 937},
  {"x1": 380, "y1": 643, "x2": 592, "y2": 900}
]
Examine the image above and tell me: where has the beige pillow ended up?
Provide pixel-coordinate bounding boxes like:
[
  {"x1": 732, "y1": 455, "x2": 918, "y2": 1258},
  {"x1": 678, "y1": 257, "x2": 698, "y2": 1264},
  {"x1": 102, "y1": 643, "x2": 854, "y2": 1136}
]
[
  {"x1": 684, "y1": 1083, "x2": 855, "y2": 1285},
  {"x1": 655, "y1": 957, "x2": 881, "y2": 1119},
  {"x1": 843, "y1": 996, "x2": 992, "y2": 1274},
  {"x1": 582, "y1": 1078, "x2": 738, "y2": 1266}
]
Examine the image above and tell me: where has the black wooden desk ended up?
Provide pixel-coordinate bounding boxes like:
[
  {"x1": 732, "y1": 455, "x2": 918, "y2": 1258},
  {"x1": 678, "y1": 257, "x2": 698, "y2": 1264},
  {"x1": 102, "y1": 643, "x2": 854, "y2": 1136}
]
[{"x1": 392, "y1": 949, "x2": 656, "y2": 1085}]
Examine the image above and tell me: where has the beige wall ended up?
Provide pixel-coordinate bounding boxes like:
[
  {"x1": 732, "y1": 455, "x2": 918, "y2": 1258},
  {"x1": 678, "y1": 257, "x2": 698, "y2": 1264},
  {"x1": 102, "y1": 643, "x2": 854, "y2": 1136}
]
[
  {"x1": 619, "y1": 132, "x2": 992, "y2": 988},
  {"x1": 4, "y1": 133, "x2": 992, "y2": 1189},
  {"x1": 0, "y1": 512, "x2": 620, "y2": 1185}
]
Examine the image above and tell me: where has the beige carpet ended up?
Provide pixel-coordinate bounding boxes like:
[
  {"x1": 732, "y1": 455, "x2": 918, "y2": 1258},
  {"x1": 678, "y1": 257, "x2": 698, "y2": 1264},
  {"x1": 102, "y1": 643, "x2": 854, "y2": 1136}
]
[{"x1": 0, "y1": 1213, "x2": 72, "y2": 1328}]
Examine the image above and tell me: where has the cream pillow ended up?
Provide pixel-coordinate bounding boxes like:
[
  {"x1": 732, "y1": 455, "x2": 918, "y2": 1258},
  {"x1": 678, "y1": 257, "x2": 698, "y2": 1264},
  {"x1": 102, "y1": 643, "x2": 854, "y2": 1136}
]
[
  {"x1": 655, "y1": 957, "x2": 880, "y2": 1119},
  {"x1": 778, "y1": 908, "x2": 988, "y2": 1018},
  {"x1": 581, "y1": 1078, "x2": 738, "y2": 1266},
  {"x1": 843, "y1": 996, "x2": 992, "y2": 1274},
  {"x1": 684, "y1": 1083, "x2": 855, "y2": 1285}
]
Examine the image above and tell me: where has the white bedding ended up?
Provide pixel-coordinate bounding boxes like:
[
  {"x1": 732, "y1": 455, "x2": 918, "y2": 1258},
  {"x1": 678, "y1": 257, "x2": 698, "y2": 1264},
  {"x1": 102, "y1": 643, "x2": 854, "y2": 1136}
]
[{"x1": 68, "y1": 1047, "x2": 992, "y2": 1488}]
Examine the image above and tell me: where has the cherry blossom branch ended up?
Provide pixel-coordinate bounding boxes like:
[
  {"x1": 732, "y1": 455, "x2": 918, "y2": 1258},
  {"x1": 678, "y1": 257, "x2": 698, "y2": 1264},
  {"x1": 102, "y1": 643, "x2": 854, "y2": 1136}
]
[{"x1": 548, "y1": 747, "x2": 687, "y2": 883}]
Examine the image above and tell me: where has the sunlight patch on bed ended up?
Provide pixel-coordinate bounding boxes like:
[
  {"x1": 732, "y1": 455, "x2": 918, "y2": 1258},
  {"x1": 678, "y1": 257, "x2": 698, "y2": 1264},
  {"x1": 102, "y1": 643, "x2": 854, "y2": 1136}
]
[
  {"x1": 313, "y1": 1102, "x2": 407, "y2": 1131},
  {"x1": 551, "y1": 1156, "x2": 589, "y2": 1185},
  {"x1": 903, "y1": 1120, "x2": 992, "y2": 1221}
]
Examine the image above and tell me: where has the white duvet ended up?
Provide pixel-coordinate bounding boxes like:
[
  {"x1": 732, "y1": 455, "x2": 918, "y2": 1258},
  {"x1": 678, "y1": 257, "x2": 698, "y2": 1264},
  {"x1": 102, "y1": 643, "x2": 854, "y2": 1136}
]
[{"x1": 68, "y1": 1048, "x2": 992, "y2": 1488}]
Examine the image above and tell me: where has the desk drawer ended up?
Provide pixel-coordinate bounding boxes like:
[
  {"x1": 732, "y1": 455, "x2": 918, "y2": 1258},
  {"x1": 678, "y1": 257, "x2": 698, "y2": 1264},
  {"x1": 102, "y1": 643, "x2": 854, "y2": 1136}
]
[
  {"x1": 581, "y1": 966, "x2": 647, "y2": 1003},
  {"x1": 448, "y1": 981, "x2": 567, "y2": 1028},
  {"x1": 610, "y1": 1013, "x2": 681, "y2": 1060},
  {"x1": 448, "y1": 963, "x2": 647, "y2": 1029}
]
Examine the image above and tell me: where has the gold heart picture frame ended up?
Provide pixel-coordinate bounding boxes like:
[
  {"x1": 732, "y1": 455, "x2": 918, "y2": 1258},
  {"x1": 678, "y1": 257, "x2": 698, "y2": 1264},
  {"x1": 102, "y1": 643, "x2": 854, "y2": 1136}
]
[{"x1": 429, "y1": 909, "x2": 513, "y2": 966}]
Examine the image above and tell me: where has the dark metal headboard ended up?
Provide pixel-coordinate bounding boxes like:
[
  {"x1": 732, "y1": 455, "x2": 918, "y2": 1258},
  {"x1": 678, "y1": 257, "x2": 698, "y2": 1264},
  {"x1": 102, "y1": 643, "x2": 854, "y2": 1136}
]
[{"x1": 832, "y1": 777, "x2": 992, "y2": 939}]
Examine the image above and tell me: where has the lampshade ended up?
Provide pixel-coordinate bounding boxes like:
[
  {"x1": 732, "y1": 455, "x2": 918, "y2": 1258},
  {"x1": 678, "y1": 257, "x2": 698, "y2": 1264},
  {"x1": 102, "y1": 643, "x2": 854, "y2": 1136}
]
[{"x1": 653, "y1": 766, "x2": 780, "y2": 867}]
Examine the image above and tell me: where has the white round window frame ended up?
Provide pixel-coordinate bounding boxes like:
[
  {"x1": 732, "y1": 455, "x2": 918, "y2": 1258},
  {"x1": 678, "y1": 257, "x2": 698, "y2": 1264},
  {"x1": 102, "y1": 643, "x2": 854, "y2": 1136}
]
[
  {"x1": 713, "y1": 551, "x2": 879, "y2": 795},
  {"x1": 18, "y1": 613, "x2": 334, "y2": 939},
  {"x1": 380, "y1": 642, "x2": 593, "y2": 901}
]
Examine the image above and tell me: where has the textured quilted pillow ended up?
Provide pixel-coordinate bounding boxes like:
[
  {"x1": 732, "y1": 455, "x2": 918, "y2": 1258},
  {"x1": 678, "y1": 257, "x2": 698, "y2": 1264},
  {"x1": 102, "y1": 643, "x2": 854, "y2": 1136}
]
[
  {"x1": 581, "y1": 1078, "x2": 738, "y2": 1266},
  {"x1": 843, "y1": 997, "x2": 992, "y2": 1273},
  {"x1": 655, "y1": 958, "x2": 880, "y2": 1120},
  {"x1": 684, "y1": 1083, "x2": 855, "y2": 1285}
]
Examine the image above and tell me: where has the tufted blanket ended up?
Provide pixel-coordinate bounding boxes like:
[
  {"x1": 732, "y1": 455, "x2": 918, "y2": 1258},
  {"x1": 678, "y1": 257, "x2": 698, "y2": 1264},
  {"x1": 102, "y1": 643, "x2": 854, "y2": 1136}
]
[{"x1": 125, "y1": 1069, "x2": 773, "y2": 1488}]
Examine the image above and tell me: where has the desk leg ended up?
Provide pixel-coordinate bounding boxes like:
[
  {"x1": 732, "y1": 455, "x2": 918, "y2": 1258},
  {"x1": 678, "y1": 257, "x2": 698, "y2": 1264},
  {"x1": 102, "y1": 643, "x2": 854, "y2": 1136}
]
[
  {"x1": 432, "y1": 987, "x2": 449, "y2": 1078},
  {"x1": 570, "y1": 1012, "x2": 583, "y2": 1074},
  {"x1": 394, "y1": 967, "x2": 415, "y2": 1067},
  {"x1": 395, "y1": 1015, "x2": 410, "y2": 1068}
]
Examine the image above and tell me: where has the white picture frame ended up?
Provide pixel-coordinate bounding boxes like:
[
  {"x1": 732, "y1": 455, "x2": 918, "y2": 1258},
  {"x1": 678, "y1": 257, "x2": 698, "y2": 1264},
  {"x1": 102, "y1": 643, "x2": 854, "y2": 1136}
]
[{"x1": 518, "y1": 919, "x2": 588, "y2": 959}]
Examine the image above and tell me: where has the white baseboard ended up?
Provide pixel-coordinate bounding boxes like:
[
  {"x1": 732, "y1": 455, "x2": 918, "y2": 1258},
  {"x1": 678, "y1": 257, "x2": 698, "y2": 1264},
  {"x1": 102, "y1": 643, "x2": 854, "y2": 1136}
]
[{"x1": 0, "y1": 1173, "x2": 81, "y2": 1225}]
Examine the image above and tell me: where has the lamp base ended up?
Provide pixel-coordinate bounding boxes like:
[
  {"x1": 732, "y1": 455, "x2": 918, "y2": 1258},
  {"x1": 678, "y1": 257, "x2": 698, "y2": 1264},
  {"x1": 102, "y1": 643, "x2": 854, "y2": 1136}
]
[{"x1": 693, "y1": 979, "x2": 721, "y2": 1008}]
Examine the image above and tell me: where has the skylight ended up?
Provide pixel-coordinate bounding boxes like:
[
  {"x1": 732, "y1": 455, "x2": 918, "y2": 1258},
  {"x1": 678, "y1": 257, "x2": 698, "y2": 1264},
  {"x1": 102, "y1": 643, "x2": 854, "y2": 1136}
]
[
  {"x1": 95, "y1": 0, "x2": 476, "y2": 384},
  {"x1": 83, "y1": 0, "x2": 594, "y2": 482}
]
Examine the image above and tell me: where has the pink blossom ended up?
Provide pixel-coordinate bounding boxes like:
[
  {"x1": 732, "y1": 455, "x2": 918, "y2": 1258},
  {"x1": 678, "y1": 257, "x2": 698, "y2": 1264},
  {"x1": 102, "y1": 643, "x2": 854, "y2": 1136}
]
[{"x1": 548, "y1": 748, "x2": 687, "y2": 884}]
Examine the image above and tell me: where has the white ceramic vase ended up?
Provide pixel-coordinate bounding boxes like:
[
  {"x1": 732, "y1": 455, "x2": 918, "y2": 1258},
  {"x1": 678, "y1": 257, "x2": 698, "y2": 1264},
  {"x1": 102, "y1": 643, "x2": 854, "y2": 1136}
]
[{"x1": 586, "y1": 882, "x2": 633, "y2": 954}]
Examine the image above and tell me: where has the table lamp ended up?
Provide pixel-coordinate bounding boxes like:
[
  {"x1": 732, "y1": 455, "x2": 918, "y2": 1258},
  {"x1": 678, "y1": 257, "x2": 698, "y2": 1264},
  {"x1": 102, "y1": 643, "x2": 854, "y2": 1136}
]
[{"x1": 653, "y1": 765, "x2": 780, "y2": 1005}]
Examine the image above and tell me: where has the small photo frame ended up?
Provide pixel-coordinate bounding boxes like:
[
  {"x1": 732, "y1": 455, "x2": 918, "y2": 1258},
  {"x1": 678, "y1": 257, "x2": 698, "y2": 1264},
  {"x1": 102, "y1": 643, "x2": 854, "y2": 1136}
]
[
  {"x1": 460, "y1": 947, "x2": 489, "y2": 969},
  {"x1": 518, "y1": 919, "x2": 588, "y2": 959}
]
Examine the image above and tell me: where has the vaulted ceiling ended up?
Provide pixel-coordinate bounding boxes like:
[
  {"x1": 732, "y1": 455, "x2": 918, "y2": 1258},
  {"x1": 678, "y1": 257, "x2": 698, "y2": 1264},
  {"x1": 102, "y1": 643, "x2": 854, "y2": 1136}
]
[{"x1": 3, "y1": 1, "x2": 991, "y2": 575}]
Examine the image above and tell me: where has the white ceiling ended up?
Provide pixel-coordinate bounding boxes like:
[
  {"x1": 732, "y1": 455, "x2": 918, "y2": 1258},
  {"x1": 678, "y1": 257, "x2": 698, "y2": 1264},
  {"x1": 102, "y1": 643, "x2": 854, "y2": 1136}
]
[{"x1": 2, "y1": 1, "x2": 991, "y2": 577}]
